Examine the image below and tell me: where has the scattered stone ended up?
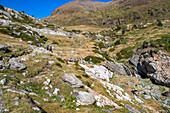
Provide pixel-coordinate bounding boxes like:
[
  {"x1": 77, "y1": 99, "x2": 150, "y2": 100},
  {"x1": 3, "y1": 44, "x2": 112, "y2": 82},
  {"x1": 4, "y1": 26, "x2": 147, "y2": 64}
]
[
  {"x1": 13, "y1": 101, "x2": 20, "y2": 106},
  {"x1": 152, "y1": 86, "x2": 159, "y2": 90},
  {"x1": 27, "y1": 41, "x2": 33, "y2": 44},
  {"x1": 145, "y1": 85, "x2": 151, "y2": 90},
  {"x1": 34, "y1": 60, "x2": 42, "y2": 62},
  {"x1": 12, "y1": 49, "x2": 18, "y2": 52},
  {"x1": 125, "y1": 104, "x2": 140, "y2": 113},
  {"x1": 48, "y1": 61, "x2": 55, "y2": 65},
  {"x1": 73, "y1": 90, "x2": 95, "y2": 105},
  {"x1": 26, "y1": 87, "x2": 32, "y2": 92},
  {"x1": 61, "y1": 73, "x2": 83, "y2": 88},
  {"x1": 96, "y1": 102, "x2": 104, "y2": 107},
  {"x1": 162, "y1": 92, "x2": 170, "y2": 97},
  {"x1": 43, "y1": 98, "x2": 49, "y2": 102},
  {"x1": 50, "y1": 74, "x2": 53, "y2": 77},
  {"x1": 9, "y1": 58, "x2": 26, "y2": 70},
  {"x1": 53, "y1": 88, "x2": 60, "y2": 95},
  {"x1": 0, "y1": 78, "x2": 7, "y2": 85},
  {"x1": 22, "y1": 72, "x2": 27, "y2": 76},
  {"x1": 32, "y1": 107, "x2": 40, "y2": 111},
  {"x1": 34, "y1": 100, "x2": 40, "y2": 105},
  {"x1": 76, "y1": 108, "x2": 80, "y2": 111},
  {"x1": 143, "y1": 94, "x2": 151, "y2": 99},
  {"x1": 58, "y1": 95, "x2": 65, "y2": 102},
  {"x1": 43, "y1": 78, "x2": 51, "y2": 85},
  {"x1": 12, "y1": 97, "x2": 19, "y2": 100},
  {"x1": 29, "y1": 92, "x2": 38, "y2": 96},
  {"x1": 45, "y1": 90, "x2": 53, "y2": 97}
]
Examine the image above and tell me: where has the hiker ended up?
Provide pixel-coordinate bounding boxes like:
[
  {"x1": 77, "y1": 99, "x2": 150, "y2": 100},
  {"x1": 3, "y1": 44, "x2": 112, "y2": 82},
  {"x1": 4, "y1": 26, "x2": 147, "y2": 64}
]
[
  {"x1": 46, "y1": 45, "x2": 49, "y2": 50},
  {"x1": 49, "y1": 45, "x2": 52, "y2": 52},
  {"x1": 132, "y1": 85, "x2": 138, "y2": 96}
]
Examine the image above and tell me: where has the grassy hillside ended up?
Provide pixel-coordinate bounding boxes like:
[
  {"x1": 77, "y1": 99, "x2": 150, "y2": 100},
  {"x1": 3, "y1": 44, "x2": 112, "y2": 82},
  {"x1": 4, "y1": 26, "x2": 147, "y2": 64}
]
[{"x1": 43, "y1": 0, "x2": 170, "y2": 26}]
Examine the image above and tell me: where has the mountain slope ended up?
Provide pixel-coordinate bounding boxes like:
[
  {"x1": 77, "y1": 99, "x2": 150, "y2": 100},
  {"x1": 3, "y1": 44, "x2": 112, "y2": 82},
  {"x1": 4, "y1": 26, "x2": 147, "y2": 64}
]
[
  {"x1": 43, "y1": 0, "x2": 170, "y2": 26},
  {"x1": 0, "y1": 4, "x2": 170, "y2": 113}
]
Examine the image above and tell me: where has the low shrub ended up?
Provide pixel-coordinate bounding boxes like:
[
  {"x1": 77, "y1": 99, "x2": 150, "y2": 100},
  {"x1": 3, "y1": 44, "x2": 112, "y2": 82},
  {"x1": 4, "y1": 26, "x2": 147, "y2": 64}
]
[
  {"x1": 56, "y1": 57, "x2": 65, "y2": 63},
  {"x1": 82, "y1": 74, "x2": 89, "y2": 78},
  {"x1": 56, "y1": 62, "x2": 62, "y2": 67},
  {"x1": 116, "y1": 46, "x2": 135, "y2": 60},
  {"x1": 84, "y1": 56, "x2": 105, "y2": 64},
  {"x1": 157, "y1": 20, "x2": 163, "y2": 26},
  {"x1": 109, "y1": 48, "x2": 115, "y2": 52},
  {"x1": 98, "y1": 42, "x2": 105, "y2": 49},
  {"x1": 52, "y1": 40, "x2": 58, "y2": 44}
]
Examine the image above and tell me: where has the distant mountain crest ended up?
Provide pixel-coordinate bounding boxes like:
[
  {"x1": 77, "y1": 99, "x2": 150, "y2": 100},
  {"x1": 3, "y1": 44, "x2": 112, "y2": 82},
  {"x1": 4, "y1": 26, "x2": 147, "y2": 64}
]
[
  {"x1": 76, "y1": 0, "x2": 91, "y2": 1},
  {"x1": 43, "y1": 0, "x2": 170, "y2": 26}
]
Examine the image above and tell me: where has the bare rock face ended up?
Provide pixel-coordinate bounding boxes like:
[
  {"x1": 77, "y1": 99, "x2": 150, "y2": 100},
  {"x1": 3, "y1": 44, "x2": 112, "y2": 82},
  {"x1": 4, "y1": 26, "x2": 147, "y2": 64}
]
[
  {"x1": 8, "y1": 58, "x2": 27, "y2": 70},
  {"x1": 130, "y1": 44, "x2": 170, "y2": 87},
  {"x1": 104, "y1": 61, "x2": 127, "y2": 75},
  {"x1": 73, "y1": 90, "x2": 95, "y2": 105},
  {"x1": 61, "y1": 73, "x2": 83, "y2": 88}
]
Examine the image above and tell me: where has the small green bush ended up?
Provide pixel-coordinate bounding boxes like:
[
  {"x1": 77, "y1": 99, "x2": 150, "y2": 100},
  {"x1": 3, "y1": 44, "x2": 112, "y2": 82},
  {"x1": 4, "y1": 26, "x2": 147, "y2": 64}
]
[
  {"x1": 56, "y1": 57, "x2": 65, "y2": 63},
  {"x1": 92, "y1": 50, "x2": 100, "y2": 54},
  {"x1": 19, "y1": 26, "x2": 27, "y2": 31},
  {"x1": 109, "y1": 48, "x2": 115, "y2": 52},
  {"x1": 149, "y1": 34, "x2": 170, "y2": 51},
  {"x1": 0, "y1": 28, "x2": 11, "y2": 35},
  {"x1": 116, "y1": 46, "x2": 135, "y2": 60},
  {"x1": 52, "y1": 40, "x2": 58, "y2": 44},
  {"x1": 114, "y1": 40, "x2": 121, "y2": 45},
  {"x1": 56, "y1": 62, "x2": 62, "y2": 67},
  {"x1": 84, "y1": 56, "x2": 105, "y2": 64},
  {"x1": 98, "y1": 42, "x2": 105, "y2": 49},
  {"x1": 157, "y1": 20, "x2": 163, "y2": 26},
  {"x1": 82, "y1": 74, "x2": 89, "y2": 78}
]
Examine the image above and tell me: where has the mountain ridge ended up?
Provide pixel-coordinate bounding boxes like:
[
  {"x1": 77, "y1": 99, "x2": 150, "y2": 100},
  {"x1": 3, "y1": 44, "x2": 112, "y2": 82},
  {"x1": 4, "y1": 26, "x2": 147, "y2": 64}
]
[{"x1": 43, "y1": 0, "x2": 170, "y2": 26}]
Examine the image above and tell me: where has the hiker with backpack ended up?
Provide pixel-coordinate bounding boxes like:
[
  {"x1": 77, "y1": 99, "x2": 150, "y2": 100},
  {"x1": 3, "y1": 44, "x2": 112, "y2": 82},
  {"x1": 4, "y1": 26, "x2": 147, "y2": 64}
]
[
  {"x1": 46, "y1": 45, "x2": 49, "y2": 50},
  {"x1": 49, "y1": 45, "x2": 52, "y2": 52},
  {"x1": 132, "y1": 85, "x2": 138, "y2": 96}
]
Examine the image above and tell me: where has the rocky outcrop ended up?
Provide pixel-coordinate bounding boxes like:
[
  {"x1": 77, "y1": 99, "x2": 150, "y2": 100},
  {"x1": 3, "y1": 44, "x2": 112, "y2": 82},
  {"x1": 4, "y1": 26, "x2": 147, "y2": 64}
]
[
  {"x1": 79, "y1": 64, "x2": 113, "y2": 82},
  {"x1": 61, "y1": 73, "x2": 83, "y2": 88},
  {"x1": 8, "y1": 58, "x2": 27, "y2": 70},
  {"x1": 73, "y1": 90, "x2": 95, "y2": 105},
  {"x1": 103, "y1": 61, "x2": 127, "y2": 75},
  {"x1": 130, "y1": 44, "x2": 170, "y2": 87}
]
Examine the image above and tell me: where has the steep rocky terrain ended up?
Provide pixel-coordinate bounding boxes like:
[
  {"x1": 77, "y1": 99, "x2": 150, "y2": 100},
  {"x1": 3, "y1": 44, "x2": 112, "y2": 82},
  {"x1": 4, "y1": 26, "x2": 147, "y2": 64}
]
[
  {"x1": 0, "y1": 4, "x2": 170, "y2": 113},
  {"x1": 43, "y1": 0, "x2": 170, "y2": 26}
]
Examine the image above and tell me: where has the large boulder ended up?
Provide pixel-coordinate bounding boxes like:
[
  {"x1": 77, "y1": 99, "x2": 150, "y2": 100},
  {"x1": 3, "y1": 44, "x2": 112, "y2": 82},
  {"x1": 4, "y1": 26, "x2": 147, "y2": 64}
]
[
  {"x1": 79, "y1": 64, "x2": 113, "y2": 82},
  {"x1": 103, "y1": 61, "x2": 127, "y2": 75},
  {"x1": 61, "y1": 73, "x2": 83, "y2": 88},
  {"x1": 73, "y1": 90, "x2": 95, "y2": 105},
  {"x1": 8, "y1": 58, "x2": 27, "y2": 70}
]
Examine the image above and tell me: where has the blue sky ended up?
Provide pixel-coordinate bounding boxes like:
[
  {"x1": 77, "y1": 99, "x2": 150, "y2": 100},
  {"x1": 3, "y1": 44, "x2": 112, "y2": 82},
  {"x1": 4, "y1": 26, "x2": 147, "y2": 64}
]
[{"x1": 0, "y1": 0, "x2": 111, "y2": 19}]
